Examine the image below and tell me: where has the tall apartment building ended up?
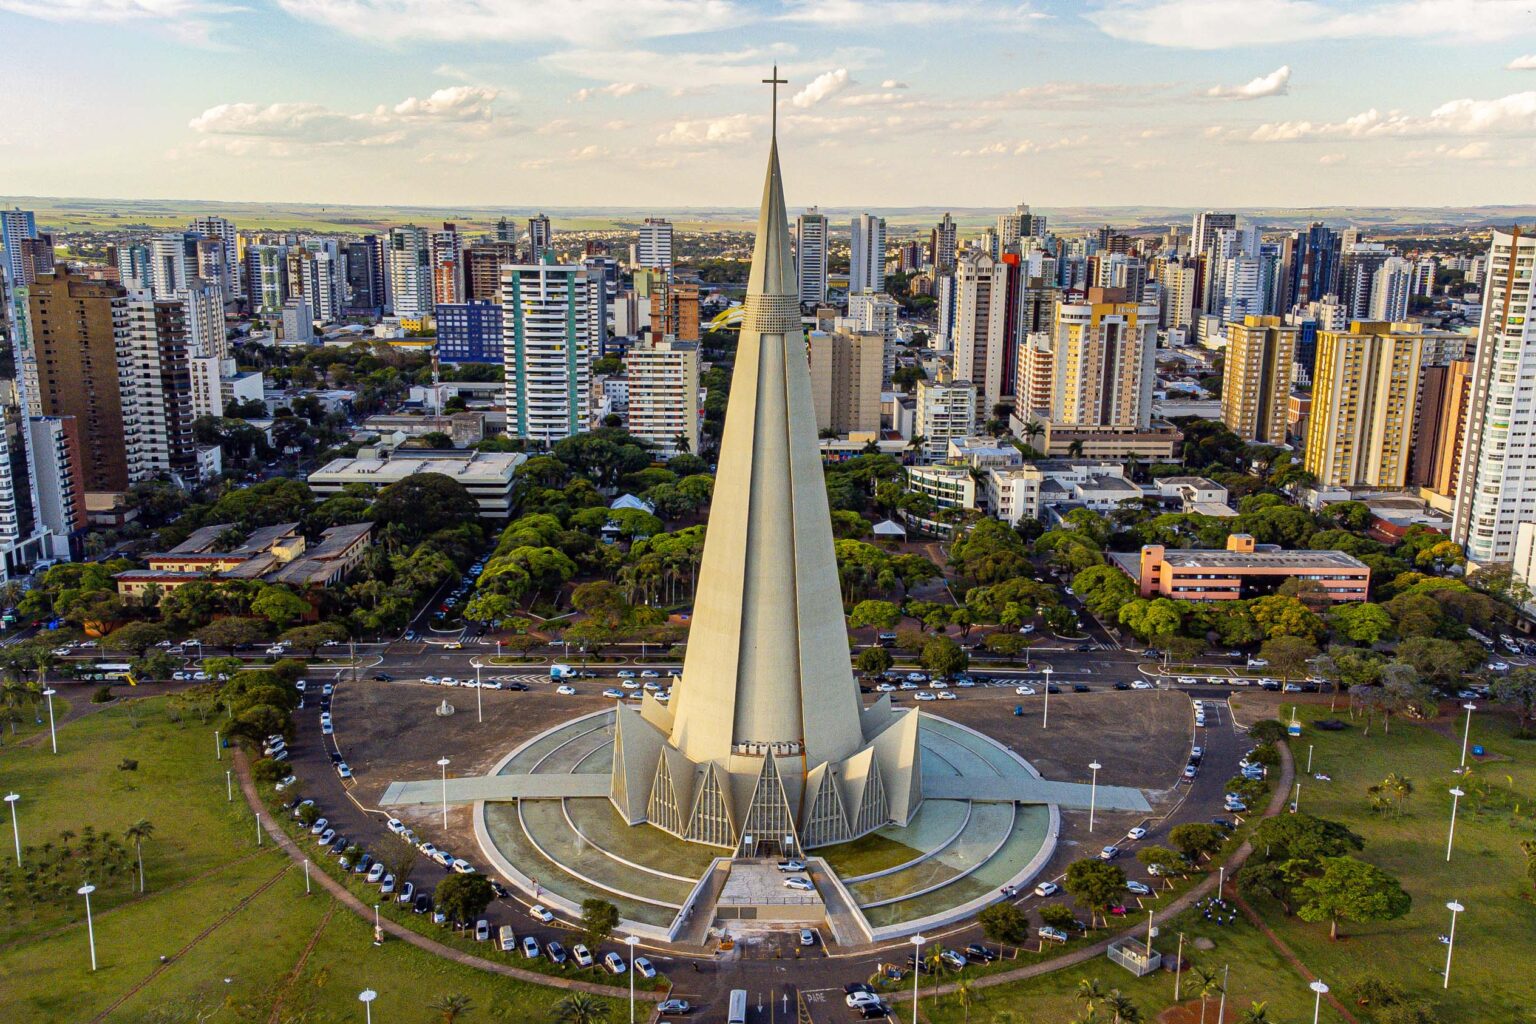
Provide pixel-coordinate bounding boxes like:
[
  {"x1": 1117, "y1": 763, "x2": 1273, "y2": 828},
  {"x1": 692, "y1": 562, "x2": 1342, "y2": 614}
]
[
  {"x1": 386, "y1": 226, "x2": 432, "y2": 318},
  {"x1": 430, "y1": 223, "x2": 463, "y2": 305},
  {"x1": 528, "y1": 215, "x2": 553, "y2": 263},
  {"x1": 1339, "y1": 243, "x2": 1392, "y2": 320},
  {"x1": 465, "y1": 241, "x2": 519, "y2": 302},
  {"x1": 951, "y1": 250, "x2": 1008, "y2": 416},
  {"x1": 849, "y1": 213, "x2": 887, "y2": 294},
  {"x1": 344, "y1": 238, "x2": 381, "y2": 312},
  {"x1": 121, "y1": 293, "x2": 200, "y2": 482},
  {"x1": 149, "y1": 232, "x2": 203, "y2": 297},
  {"x1": 915, "y1": 378, "x2": 978, "y2": 461},
  {"x1": 1051, "y1": 287, "x2": 1158, "y2": 430},
  {"x1": 502, "y1": 262, "x2": 590, "y2": 441},
  {"x1": 1014, "y1": 333, "x2": 1054, "y2": 419},
  {"x1": 1304, "y1": 321, "x2": 1450, "y2": 488},
  {"x1": 188, "y1": 216, "x2": 240, "y2": 301},
  {"x1": 625, "y1": 336, "x2": 699, "y2": 455},
  {"x1": 1452, "y1": 228, "x2": 1536, "y2": 564},
  {"x1": 846, "y1": 290, "x2": 899, "y2": 387},
  {"x1": 25, "y1": 268, "x2": 133, "y2": 493},
  {"x1": 245, "y1": 244, "x2": 288, "y2": 315},
  {"x1": 650, "y1": 280, "x2": 700, "y2": 342},
  {"x1": 1157, "y1": 257, "x2": 1200, "y2": 330},
  {"x1": 637, "y1": 217, "x2": 674, "y2": 273},
  {"x1": 809, "y1": 329, "x2": 884, "y2": 435},
  {"x1": 0, "y1": 393, "x2": 57, "y2": 577},
  {"x1": 930, "y1": 213, "x2": 958, "y2": 271},
  {"x1": 1282, "y1": 222, "x2": 1343, "y2": 309},
  {"x1": 25, "y1": 415, "x2": 85, "y2": 553},
  {"x1": 1412, "y1": 358, "x2": 1473, "y2": 509},
  {"x1": 436, "y1": 299, "x2": 503, "y2": 363},
  {"x1": 795, "y1": 208, "x2": 828, "y2": 305},
  {"x1": 997, "y1": 203, "x2": 1044, "y2": 251},
  {"x1": 1191, "y1": 211, "x2": 1238, "y2": 258},
  {"x1": 2, "y1": 208, "x2": 52, "y2": 291},
  {"x1": 1221, "y1": 315, "x2": 1298, "y2": 445},
  {"x1": 1368, "y1": 256, "x2": 1413, "y2": 322}
]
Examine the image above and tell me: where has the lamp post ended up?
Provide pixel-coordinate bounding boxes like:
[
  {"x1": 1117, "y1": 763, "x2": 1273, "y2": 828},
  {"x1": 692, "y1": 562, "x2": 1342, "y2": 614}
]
[
  {"x1": 256, "y1": 811, "x2": 262, "y2": 847},
  {"x1": 1306, "y1": 743, "x2": 1313, "y2": 774},
  {"x1": 1459, "y1": 703, "x2": 1476, "y2": 769},
  {"x1": 437, "y1": 757, "x2": 451, "y2": 829},
  {"x1": 475, "y1": 661, "x2": 483, "y2": 723},
  {"x1": 1443, "y1": 900, "x2": 1464, "y2": 989},
  {"x1": 79, "y1": 883, "x2": 98, "y2": 971},
  {"x1": 215, "y1": 729, "x2": 221, "y2": 760},
  {"x1": 1041, "y1": 668, "x2": 1052, "y2": 729},
  {"x1": 359, "y1": 988, "x2": 377, "y2": 1024},
  {"x1": 1292, "y1": 780, "x2": 1301, "y2": 814},
  {"x1": 1446, "y1": 787, "x2": 1465, "y2": 862},
  {"x1": 226, "y1": 770, "x2": 233, "y2": 801},
  {"x1": 42, "y1": 688, "x2": 57, "y2": 753},
  {"x1": 304, "y1": 858, "x2": 311, "y2": 895},
  {"x1": 4, "y1": 793, "x2": 19, "y2": 867},
  {"x1": 625, "y1": 935, "x2": 640, "y2": 1023},
  {"x1": 1088, "y1": 761, "x2": 1101, "y2": 832},
  {"x1": 1309, "y1": 980, "x2": 1328, "y2": 1024},
  {"x1": 910, "y1": 933, "x2": 926, "y2": 1023}
]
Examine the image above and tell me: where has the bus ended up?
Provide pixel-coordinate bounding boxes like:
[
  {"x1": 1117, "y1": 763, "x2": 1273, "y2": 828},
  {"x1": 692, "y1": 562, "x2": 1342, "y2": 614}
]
[
  {"x1": 72, "y1": 662, "x2": 135, "y2": 683},
  {"x1": 727, "y1": 989, "x2": 748, "y2": 1024}
]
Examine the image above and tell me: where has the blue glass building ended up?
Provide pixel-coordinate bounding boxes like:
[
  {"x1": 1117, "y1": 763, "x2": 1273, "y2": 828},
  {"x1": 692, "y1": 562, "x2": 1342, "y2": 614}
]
[{"x1": 435, "y1": 299, "x2": 503, "y2": 363}]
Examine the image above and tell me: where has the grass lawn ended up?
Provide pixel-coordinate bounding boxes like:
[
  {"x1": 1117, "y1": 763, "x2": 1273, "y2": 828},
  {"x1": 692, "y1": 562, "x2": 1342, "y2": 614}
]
[
  {"x1": 1236, "y1": 699, "x2": 1536, "y2": 1021},
  {"x1": 820, "y1": 830, "x2": 926, "y2": 877},
  {"x1": 0, "y1": 696, "x2": 625, "y2": 1022}
]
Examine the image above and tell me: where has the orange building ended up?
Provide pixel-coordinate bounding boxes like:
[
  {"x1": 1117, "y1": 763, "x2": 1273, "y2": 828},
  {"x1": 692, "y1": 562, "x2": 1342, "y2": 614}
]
[{"x1": 1114, "y1": 533, "x2": 1370, "y2": 603}]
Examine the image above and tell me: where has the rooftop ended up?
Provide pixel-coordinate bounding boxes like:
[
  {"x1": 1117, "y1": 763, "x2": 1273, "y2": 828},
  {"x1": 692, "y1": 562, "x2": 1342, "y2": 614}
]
[{"x1": 1153, "y1": 548, "x2": 1369, "y2": 570}]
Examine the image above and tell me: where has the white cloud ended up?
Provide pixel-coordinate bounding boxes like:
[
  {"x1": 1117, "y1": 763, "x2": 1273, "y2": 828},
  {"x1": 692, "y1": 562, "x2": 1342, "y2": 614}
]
[
  {"x1": 1251, "y1": 90, "x2": 1536, "y2": 140},
  {"x1": 0, "y1": 0, "x2": 243, "y2": 45},
  {"x1": 1206, "y1": 65, "x2": 1291, "y2": 100},
  {"x1": 1436, "y1": 140, "x2": 1493, "y2": 158},
  {"x1": 840, "y1": 92, "x2": 916, "y2": 107},
  {"x1": 792, "y1": 69, "x2": 852, "y2": 108},
  {"x1": 275, "y1": 0, "x2": 740, "y2": 45},
  {"x1": 543, "y1": 44, "x2": 798, "y2": 90},
  {"x1": 656, "y1": 113, "x2": 759, "y2": 146},
  {"x1": 1509, "y1": 54, "x2": 1536, "y2": 70},
  {"x1": 537, "y1": 118, "x2": 576, "y2": 135},
  {"x1": 187, "y1": 86, "x2": 504, "y2": 149},
  {"x1": 780, "y1": 0, "x2": 1046, "y2": 27},
  {"x1": 573, "y1": 82, "x2": 648, "y2": 101},
  {"x1": 881, "y1": 79, "x2": 909, "y2": 89},
  {"x1": 1318, "y1": 152, "x2": 1347, "y2": 164},
  {"x1": 1089, "y1": 0, "x2": 1535, "y2": 49},
  {"x1": 390, "y1": 86, "x2": 499, "y2": 121}
]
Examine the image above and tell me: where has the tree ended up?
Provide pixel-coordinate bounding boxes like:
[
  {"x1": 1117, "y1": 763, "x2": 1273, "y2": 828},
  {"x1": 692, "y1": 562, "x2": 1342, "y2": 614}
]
[
  {"x1": 278, "y1": 622, "x2": 348, "y2": 654},
  {"x1": 978, "y1": 901, "x2": 1030, "y2": 946},
  {"x1": 195, "y1": 617, "x2": 271, "y2": 653},
  {"x1": 427, "y1": 993, "x2": 473, "y2": 1023},
  {"x1": 921, "y1": 635, "x2": 968, "y2": 678},
  {"x1": 103, "y1": 622, "x2": 171, "y2": 657},
  {"x1": 433, "y1": 872, "x2": 495, "y2": 929},
  {"x1": 1039, "y1": 903, "x2": 1078, "y2": 931},
  {"x1": 571, "y1": 581, "x2": 631, "y2": 629},
  {"x1": 1248, "y1": 595, "x2": 1325, "y2": 643},
  {"x1": 1297, "y1": 856, "x2": 1411, "y2": 939},
  {"x1": 849, "y1": 600, "x2": 903, "y2": 630},
  {"x1": 1169, "y1": 823, "x2": 1226, "y2": 862},
  {"x1": 1064, "y1": 858, "x2": 1127, "y2": 926},
  {"x1": 1329, "y1": 602, "x2": 1393, "y2": 645},
  {"x1": 251, "y1": 586, "x2": 310, "y2": 630},
  {"x1": 1135, "y1": 846, "x2": 1183, "y2": 887},
  {"x1": 1492, "y1": 667, "x2": 1536, "y2": 737},
  {"x1": 856, "y1": 647, "x2": 893, "y2": 675},
  {"x1": 553, "y1": 993, "x2": 612, "y2": 1024},
  {"x1": 125, "y1": 819, "x2": 154, "y2": 893},
  {"x1": 579, "y1": 897, "x2": 619, "y2": 949},
  {"x1": 1259, "y1": 635, "x2": 1318, "y2": 684},
  {"x1": 371, "y1": 473, "x2": 480, "y2": 546}
]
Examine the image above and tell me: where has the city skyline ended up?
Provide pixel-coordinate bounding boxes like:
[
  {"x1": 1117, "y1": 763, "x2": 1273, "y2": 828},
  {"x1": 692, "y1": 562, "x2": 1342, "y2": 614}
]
[{"x1": 2, "y1": 0, "x2": 1535, "y2": 209}]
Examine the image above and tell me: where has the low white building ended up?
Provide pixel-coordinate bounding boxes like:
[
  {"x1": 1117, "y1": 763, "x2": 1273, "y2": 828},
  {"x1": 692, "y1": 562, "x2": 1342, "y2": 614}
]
[
  {"x1": 307, "y1": 446, "x2": 525, "y2": 517},
  {"x1": 986, "y1": 460, "x2": 1142, "y2": 525}
]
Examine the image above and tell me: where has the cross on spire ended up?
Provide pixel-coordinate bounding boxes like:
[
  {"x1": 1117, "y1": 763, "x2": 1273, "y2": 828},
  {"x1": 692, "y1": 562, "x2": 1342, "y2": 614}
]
[{"x1": 762, "y1": 65, "x2": 788, "y2": 139}]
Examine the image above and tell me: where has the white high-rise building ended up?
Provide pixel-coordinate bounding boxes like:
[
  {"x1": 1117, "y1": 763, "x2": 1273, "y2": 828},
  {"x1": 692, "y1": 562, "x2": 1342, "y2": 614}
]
[
  {"x1": 846, "y1": 291, "x2": 900, "y2": 387},
  {"x1": 1191, "y1": 211, "x2": 1237, "y2": 257},
  {"x1": 245, "y1": 245, "x2": 288, "y2": 316},
  {"x1": 849, "y1": 213, "x2": 886, "y2": 294},
  {"x1": 189, "y1": 216, "x2": 241, "y2": 300},
  {"x1": 932, "y1": 213, "x2": 958, "y2": 271},
  {"x1": 915, "y1": 378, "x2": 978, "y2": 461},
  {"x1": 1, "y1": 208, "x2": 40, "y2": 290},
  {"x1": 430, "y1": 224, "x2": 463, "y2": 305},
  {"x1": 149, "y1": 232, "x2": 200, "y2": 297},
  {"x1": 951, "y1": 251, "x2": 1008, "y2": 416},
  {"x1": 1220, "y1": 255, "x2": 1264, "y2": 322},
  {"x1": 625, "y1": 336, "x2": 699, "y2": 455},
  {"x1": 386, "y1": 226, "x2": 432, "y2": 318},
  {"x1": 1368, "y1": 256, "x2": 1414, "y2": 322},
  {"x1": 637, "y1": 217, "x2": 674, "y2": 273},
  {"x1": 502, "y1": 262, "x2": 591, "y2": 442},
  {"x1": 795, "y1": 208, "x2": 828, "y2": 305},
  {"x1": 1452, "y1": 229, "x2": 1536, "y2": 565}
]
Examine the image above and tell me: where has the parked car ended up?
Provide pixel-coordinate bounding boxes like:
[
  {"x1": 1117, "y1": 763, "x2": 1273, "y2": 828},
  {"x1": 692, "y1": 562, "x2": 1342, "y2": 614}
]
[
  {"x1": 1033, "y1": 881, "x2": 1060, "y2": 898},
  {"x1": 1126, "y1": 880, "x2": 1152, "y2": 896},
  {"x1": 783, "y1": 876, "x2": 814, "y2": 891},
  {"x1": 1015, "y1": 685, "x2": 1036, "y2": 696},
  {"x1": 776, "y1": 860, "x2": 806, "y2": 872},
  {"x1": 1038, "y1": 926, "x2": 1069, "y2": 944},
  {"x1": 657, "y1": 999, "x2": 691, "y2": 1016},
  {"x1": 528, "y1": 904, "x2": 554, "y2": 923},
  {"x1": 634, "y1": 956, "x2": 656, "y2": 978},
  {"x1": 475, "y1": 919, "x2": 490, "y2": 941},
  {"x1": 1099, "y1": 845, "x2": 1121, "y2": 861},
  {"x1": 546, "y1": 941, "x2": 568, "y2": 964},
  {"x1": 603, "y1": 951, "x2": 626, "y2": 974},
  {"x1": 398, "y1": 881, "x2": 415, "y2": 905},
  {"x1": 573, "y1": 944, "x2": 595, "y2": 967},
  {"x1": 1126, "y1": 826, "x2": 1148, "y2": 840},
  {"x1": 521, "y1": 935, "x2": 541, "y2": 959},
  {"x1": 499, "y1": 925, "x2": 517, "y2": 951}
]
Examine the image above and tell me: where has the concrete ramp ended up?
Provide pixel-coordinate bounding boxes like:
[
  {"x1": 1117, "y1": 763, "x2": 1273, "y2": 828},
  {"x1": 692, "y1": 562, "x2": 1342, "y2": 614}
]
[
  {"x1": 922, "y1": 776, "x2": 1150, "y2": 812},
  {"x1": 379, "y1": 773, "x2": 611, "y2": 806}
]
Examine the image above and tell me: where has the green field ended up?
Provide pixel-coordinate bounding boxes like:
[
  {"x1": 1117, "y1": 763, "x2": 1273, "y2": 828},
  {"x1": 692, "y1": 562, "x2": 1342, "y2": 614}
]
[{"x1": 0, "y1": 695, "x2": 623, "y2": 1023}]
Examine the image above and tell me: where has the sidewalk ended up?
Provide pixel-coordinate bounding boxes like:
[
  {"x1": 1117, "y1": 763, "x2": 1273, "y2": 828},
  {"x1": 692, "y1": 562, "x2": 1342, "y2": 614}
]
[{"x1": 232, "y1": 749, "x2": 659, "y2": 1000}]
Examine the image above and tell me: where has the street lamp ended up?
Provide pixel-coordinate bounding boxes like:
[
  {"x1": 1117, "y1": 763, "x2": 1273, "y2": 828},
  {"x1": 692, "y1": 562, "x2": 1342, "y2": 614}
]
[
  {"x1": 910, "y1": 933, "x2": 926, "y2": 1022},
  {"x1": 1041, "y1": 667, "x2": 1052, "y2": 729},
  {"x1": 1292, "y1": 780, "x2": 1302, "y2": 814},
  {"x1": 1446, "y1": 787, "x2": 1465, "y2": 862},
  {"x1": 4, "y1": 793, "x2": 19, "y2": 867},
  {"x1": 1443, "y1": 900, "x2": 1464, "y2": 989},
  {"x1": 226, "y1": 770, "x2": 233, "y2": 801},
  {"x1": 625, "y1": 935, "x2": 640, "y2": 1023},
  {"x1": 1459, "y1": 703, "x2": 1477, "y2": 769},
  {"x1": 359, "y1": 988, "x2": 377, "y2": 1024},
  {"x1": 474, "y1": 661, "x2": 483, "y2": 723},
  {"x1": 42, "y1": 688, "x2": 57, "y2": 754},
  {"x1": 437, "y1": 758, "x2": 451, "y2": 829},
  {"x1": 1088, "y1": 761, "x2": 1102, "y2": 832},
  {"x1": 79, "y1": 883, "x2": 98, "y2": 971},
  {"x1": 1309, "y1": 980, "x2": 1329, "y2": 1024}
]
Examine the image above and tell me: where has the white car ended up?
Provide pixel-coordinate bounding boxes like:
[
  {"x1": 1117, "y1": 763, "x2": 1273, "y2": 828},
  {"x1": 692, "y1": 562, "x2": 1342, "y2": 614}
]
[
  {"x1": 1126, "y1": 880, "x2": 1152, "y2": 896},
  {"x1": 573, "y1": 943, "x2": 594, "y2": 967},
  {"x1": 1130, "y1": 680, "x2": 1153, "y2": 690},
  {"x1": 294, "y1": 680, "x2": 307, "y2": 692},
  {"x1": 381, "y1": 874, "x2": 396, "y2": 895},
  {"x1": 556, "y1": 684, "x2": 577, "y2": 696},
  {"x1": 386, "y1": 818, "x2": 405, "y2": 834},
  {"x1": 913, "y1": 692, "x2": 937, "y2": 702},
  {"x1": 1126, "y1": 826, "x2": 1148, "y2": 841},
  {"x1": 603, "y1": 951, "x2": 626, "y2": 974},
  {"x1": 621, "y1": 679, "x2": 642, "y2": 689},
  {"x1": 937, "y1": 691, "x2": 957, "y2": 700},
  {"x1": 367, "y1": 862, "x2": 386, "y2": 883},
  {"x1": 876, "y1": 683, "x2": 897, "y2": 692},
  {"x1": 1033, "y1": 881, "x2": 1060, "y2": 898},
  {"x1": 529, "y1": 904, "x2": 554, "y2": 923},
  {"x1": 1015, "y1": 685, "x2": 1037, "y2": 696},
  {"x1": 783, "y1": 876, "x2": 815, "y2": 892},
  {"x1": 640, "y1": 670, "x2": 659, "y2": 678},
  {"x1": 274, "y1": 775, "x2": 298, "y2": 792},
  {"x1": 1207, "y1": 676, "x2": 1225, "y2": 686},
  {"x1": 451, "y1": 859, "x2": 474, "y2": 874},
  {"x1": 617, "y1": 670, "x2": 636, "y2": 678},
  {"x1": 1178, "y1": 676, "x2": 1198, "y2": 686}
]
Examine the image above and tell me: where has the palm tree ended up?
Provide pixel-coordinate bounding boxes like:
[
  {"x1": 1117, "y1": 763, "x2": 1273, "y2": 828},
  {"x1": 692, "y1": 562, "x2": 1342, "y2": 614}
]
[
  {"x1": 428, "y1": 993, "x2": 473, "y2": 1023},
  {"x1": 1067, "y1": 438, "x2": 1086, "y2": 458},
  {"x1": 952, "y1": 973, "x2": 978, "y2": 1024},
  {"x1": 1105, "y1": 991, "x2": 1140, "y2": 1024},
  {"x1": 1384, "y1": 772, "x2": 1414, "y2": 815},
  {"x1": 1076, "y1": 977, "x2": 1105, "y2": 1017},
  {"x1": 124, "y1": 819, "x2": 154, "y2": 892},
  {"x1": 1238, "y1": 1002, "x2": 1272, "y2": 1024},
  {"x1": 1191, "y1": 966, "x2": 1223, "y2": 1024},
  {"x1": 552, "y1": 993, "x2": 611, "y2": 1024}
]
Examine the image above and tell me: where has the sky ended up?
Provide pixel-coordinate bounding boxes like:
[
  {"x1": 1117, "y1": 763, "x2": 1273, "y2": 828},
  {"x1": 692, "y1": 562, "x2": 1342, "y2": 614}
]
[{"x1": 2, "y1": 0, "x2": 1536, "y2": 211}]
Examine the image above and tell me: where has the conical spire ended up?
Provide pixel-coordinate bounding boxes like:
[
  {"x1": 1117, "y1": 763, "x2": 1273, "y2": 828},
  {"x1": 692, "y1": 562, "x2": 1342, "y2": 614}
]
[{"x1": 665, "y1": 123, "x2": 866, "y2": 769}]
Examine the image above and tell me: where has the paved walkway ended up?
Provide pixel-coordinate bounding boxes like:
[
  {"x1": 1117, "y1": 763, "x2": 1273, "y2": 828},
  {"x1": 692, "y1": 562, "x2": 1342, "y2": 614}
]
[{"x1": 232, "y1": 749, "x2": 658, "y2": 1001}]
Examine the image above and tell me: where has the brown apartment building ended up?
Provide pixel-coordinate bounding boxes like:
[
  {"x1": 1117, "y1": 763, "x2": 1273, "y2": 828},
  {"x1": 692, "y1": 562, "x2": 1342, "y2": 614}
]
[{"x1": 25, "y1": 267, "x2": 132, "y2": 493}]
